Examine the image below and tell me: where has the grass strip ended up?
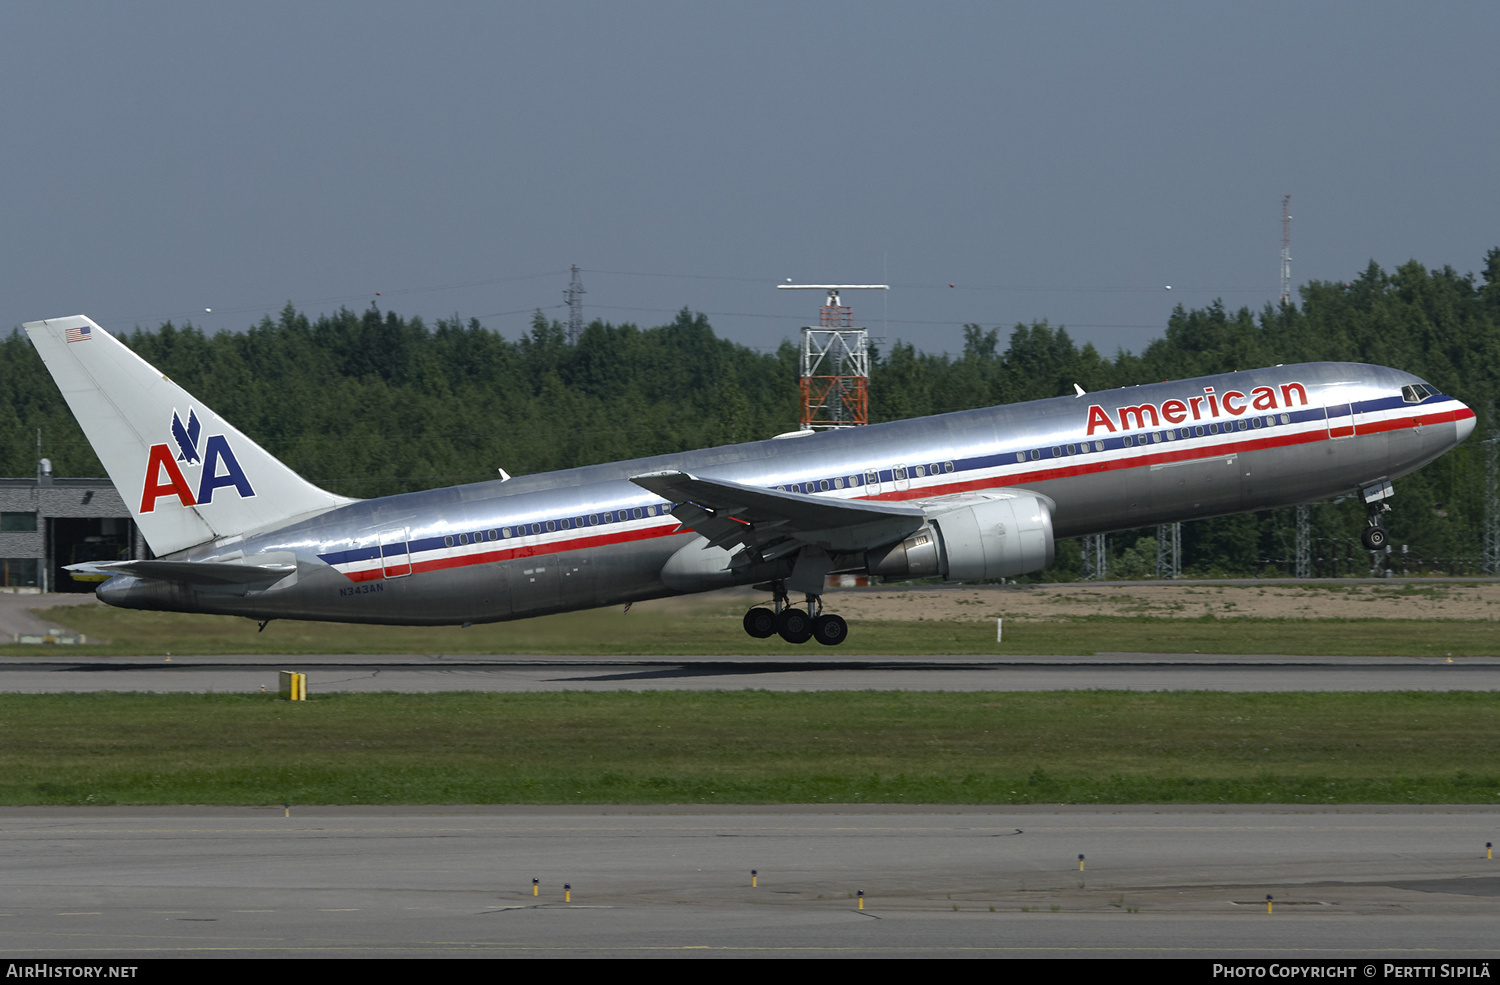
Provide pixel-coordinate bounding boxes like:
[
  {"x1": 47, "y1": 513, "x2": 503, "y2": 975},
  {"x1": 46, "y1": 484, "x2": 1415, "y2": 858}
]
[
  {"x1": 2, "y1": 691, "x2": 1496, "y2": 806},
  {"x1": 12, "y1": 605, "x2": 1500, "y2": 656}
]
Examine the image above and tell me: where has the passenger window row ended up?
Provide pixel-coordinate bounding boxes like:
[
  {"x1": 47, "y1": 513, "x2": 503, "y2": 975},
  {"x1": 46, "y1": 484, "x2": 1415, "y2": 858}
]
[
  {"x1": 1014, "y1": 414, "x2": 1294, "y2": 463},
  {"x1": 775, "y1": 461, "x2": 956, "y2": 495},
  {"x1": 441, "y1": 503, "x2": 672, "y2": 548}
]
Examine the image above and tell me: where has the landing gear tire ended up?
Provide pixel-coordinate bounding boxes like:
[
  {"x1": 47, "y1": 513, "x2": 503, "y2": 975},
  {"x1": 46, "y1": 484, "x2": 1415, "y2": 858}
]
[
  {"x1": 776, "y1": 608, "x2": 813, "y2": 644},
  {"x1": 1361, "y1": 525, "x2": 1388, "y2": 551},
  {"x1": 743, "y1": 607, "x2": 776, "y2": 638},
  {"x1": 811, "y1": 614, "x2": 848, "y2": 646}
]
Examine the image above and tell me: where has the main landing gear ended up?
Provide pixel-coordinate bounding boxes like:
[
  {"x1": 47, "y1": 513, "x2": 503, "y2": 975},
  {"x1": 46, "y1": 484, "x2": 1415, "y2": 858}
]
[{"x1": 743, "y1": 581, "x2": 847, "y2": 646}]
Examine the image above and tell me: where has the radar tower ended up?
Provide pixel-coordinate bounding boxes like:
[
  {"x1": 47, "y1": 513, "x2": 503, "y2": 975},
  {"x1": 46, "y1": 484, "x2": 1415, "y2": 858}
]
[{"x1": 778, "y1": 284, "x2": 887, "y2": 430}]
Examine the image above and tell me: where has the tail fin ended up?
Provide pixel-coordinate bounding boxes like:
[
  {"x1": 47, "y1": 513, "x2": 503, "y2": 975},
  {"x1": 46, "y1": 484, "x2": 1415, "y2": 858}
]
[{"x1": 24, "y1": 315, "x2": 353, "y2": 556}]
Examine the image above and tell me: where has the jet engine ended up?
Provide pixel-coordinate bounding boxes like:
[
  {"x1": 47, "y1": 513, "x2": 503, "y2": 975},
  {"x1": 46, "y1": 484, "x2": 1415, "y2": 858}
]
[{"x1": 865, "y1": 495, "x2": 1055, "y2": 582}]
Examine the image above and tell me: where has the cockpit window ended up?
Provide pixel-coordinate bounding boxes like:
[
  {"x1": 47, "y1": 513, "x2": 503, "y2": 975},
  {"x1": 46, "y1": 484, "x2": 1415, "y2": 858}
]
[{"x1": 1402, "y1": 383, "x2": 1439, "y2": 403}]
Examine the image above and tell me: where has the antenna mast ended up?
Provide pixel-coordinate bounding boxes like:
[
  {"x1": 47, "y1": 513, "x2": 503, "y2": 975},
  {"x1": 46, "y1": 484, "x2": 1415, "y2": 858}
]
[
  {"x1": 565, "y1": 264, "x2": 586, "y2": 344},
  {"x1": 1280, "y1": 195, "x2": 1293, "y2": 307},
  {"x1": 1484, "y1": 402, "x2": 1499, "y2": 575}
]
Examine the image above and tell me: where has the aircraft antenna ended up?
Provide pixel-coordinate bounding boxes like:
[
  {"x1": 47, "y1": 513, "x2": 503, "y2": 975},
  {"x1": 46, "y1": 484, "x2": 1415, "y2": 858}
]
[
  {"x1": 1279, "y1": 195, "x2": 1293, "y2": 307},
  {"x1": 778, "y1": 284, "x2": 887, "y2": 430},
  {"x1": 565, "y1": 264, "x2": 586, "y2": 344}
]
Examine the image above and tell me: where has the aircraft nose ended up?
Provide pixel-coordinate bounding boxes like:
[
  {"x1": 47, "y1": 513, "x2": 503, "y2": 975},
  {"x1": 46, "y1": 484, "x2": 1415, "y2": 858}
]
[{"x1": 1455, "y1": 405, "x2": 1476, "y2": 443}]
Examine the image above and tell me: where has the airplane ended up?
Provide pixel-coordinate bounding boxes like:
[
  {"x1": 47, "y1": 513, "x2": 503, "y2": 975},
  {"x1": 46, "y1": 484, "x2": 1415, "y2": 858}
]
[{"x1": 24, "y1": 314, "x2": 1476, "y2": 645}]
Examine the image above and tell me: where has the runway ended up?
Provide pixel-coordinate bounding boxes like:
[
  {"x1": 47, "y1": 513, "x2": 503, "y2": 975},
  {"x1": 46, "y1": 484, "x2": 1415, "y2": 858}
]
[
  {"x1": 3, "y1": 651, "x2": 1500, "y2": 693},
  {"x1": 6, "y1": 599, "x2": 1497, "y2": 961},
  {"x1": 1, "y1": 806, "x2": 1496, "y2": 958}
]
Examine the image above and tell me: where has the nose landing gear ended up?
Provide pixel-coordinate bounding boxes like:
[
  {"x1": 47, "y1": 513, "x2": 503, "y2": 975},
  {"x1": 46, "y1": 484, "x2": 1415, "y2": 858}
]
[
  {"x1": 1359, "y1": 481, "x2": 1395, "y2": 551},
  {"x1": 743, "y1": 580, "x2": 848, "y2": 646}
]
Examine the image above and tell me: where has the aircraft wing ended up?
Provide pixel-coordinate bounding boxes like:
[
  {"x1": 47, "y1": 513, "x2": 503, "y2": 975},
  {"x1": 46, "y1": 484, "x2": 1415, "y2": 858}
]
[
  {"x1": 629, "y1": 469, "x2": 926, "y2": 561},
  {"x1": 66, "y1": 559, "x2": 297, "y2": 587}
]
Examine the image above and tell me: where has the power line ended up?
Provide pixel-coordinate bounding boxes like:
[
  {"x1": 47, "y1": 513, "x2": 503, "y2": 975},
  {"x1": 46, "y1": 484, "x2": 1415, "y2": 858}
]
[
  {"x1": 471, "y1": 303, "x2": 567, "y2": 321},
  {"x1": 110, "y1": 269, "x2": 570, "y2": 328},
  {"x1": 588, "y1": 303, "x2": 1160, "y2": 330},
  {"x1": 585, "y1": 268, "x2": 774, "y2": 285},
  {"x1": 587, "y1": 266, "x2": 1272, "y2": 296}
]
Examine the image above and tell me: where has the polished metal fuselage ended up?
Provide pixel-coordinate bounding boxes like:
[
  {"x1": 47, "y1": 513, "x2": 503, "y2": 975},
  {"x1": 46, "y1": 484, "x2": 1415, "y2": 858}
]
[{"x1": 100, "y1": 362, "x2": 1472, "y2": 624}]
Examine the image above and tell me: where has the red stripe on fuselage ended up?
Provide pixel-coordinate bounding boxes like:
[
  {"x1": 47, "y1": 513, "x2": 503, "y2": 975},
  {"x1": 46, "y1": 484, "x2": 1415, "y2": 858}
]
[
  {"x1": 338, "y1": 522, "x2": 677, "y2": 582},
  {"x1": 333, "y1": 408, "x2": 1469, "y2": 581},
  {"x1": 864, "y1": 405, "x2": 1472, "y2": 503}
]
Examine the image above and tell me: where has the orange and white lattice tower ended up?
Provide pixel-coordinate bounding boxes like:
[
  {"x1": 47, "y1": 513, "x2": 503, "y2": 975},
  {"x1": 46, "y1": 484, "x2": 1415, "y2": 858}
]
[{"x1": 777, "y1": 284, "x2": 887, "y2": 430}]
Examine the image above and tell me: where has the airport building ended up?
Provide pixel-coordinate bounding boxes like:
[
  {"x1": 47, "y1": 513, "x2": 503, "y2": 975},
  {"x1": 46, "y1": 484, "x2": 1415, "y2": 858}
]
[{"x1": 0, "y1": 466, "x2": 141, "y2": 593}]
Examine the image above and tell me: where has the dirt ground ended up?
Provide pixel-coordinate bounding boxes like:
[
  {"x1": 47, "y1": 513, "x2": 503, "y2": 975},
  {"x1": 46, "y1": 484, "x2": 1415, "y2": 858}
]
[
  {"x1": 819, "y1": 580, "x2": 1500, "y2": 623},
  {"x1": 0, "y1": 592, "x2": 105, "y2": 640}
]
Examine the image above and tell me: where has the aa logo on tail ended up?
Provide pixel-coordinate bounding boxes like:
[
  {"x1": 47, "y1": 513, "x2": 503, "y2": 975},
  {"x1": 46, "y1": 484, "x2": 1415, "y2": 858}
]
[{"x1": 140, "y1": 408, "x2": 257, "y2": 513}]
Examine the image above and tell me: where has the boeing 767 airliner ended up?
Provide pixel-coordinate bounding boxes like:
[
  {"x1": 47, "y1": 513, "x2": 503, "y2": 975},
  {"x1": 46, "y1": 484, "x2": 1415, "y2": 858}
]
[{"x1": 24, "y1": 315, "x2": 1475, "y2": 645}]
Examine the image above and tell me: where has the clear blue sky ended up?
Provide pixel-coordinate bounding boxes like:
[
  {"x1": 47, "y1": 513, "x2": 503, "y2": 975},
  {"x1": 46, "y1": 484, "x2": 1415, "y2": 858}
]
[{"x1": 5, "y1": 1, "x2": 1496, "y2": 359}]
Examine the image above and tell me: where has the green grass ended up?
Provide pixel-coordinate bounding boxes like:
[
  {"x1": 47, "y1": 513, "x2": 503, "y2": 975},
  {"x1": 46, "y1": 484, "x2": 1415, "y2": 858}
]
[
  {"x1": 12, "y1": 603, "x2": 1500, "y2": 656},
  {"x1": 2, "y1": 691, "x2": 1496, "y2": 806},
  {"x1": 10, "y1": 599, "x2": 1497, "y2": 807}
]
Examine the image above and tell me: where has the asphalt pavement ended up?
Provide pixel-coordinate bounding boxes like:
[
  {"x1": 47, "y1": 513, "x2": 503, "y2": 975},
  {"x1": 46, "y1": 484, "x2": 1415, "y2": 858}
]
[{"x1": 1, "y1": 805, "x2": 1496, "y2": 958}]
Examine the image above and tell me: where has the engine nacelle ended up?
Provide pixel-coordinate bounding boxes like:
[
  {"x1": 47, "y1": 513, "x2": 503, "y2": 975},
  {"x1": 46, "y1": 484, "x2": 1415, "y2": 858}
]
[{"x1": 866, "y1": 495, "x2": 1055, "y2": 582}]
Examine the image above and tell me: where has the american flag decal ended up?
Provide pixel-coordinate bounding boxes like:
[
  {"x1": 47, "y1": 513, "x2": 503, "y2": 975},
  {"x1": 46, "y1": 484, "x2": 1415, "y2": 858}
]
[{"x1": 65, "y1": 324, "x2": 92, "y2": 343}]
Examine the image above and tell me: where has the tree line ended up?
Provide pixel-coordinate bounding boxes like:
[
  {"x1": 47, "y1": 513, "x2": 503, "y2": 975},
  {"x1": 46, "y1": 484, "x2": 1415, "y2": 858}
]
[{"x1": 5, "y1": 248, "x2": 1498, "y2": 577}]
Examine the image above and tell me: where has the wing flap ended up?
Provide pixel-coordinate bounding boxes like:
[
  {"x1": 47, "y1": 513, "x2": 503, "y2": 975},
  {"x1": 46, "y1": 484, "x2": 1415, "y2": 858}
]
[{"x1": 630, "y1": 469, "x2": 925, "y2": 557}]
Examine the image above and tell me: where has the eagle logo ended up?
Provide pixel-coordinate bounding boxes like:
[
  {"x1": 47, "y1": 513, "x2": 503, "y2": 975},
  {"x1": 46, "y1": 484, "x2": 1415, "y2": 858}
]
[{"x1": 171, "y1": 408, "x2": 202, "y2": 463}]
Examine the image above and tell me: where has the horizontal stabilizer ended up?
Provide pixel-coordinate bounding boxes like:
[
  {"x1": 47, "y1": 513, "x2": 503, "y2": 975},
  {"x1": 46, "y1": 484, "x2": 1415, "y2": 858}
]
[{"x1": 67, "y1": 559, "x2": 297, "y2": 587}]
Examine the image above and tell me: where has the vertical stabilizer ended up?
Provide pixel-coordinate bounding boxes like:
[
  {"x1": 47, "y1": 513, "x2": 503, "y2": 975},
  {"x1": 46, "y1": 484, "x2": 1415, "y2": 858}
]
[{"x1": 24, "y1": 315, "x2": 354, "y2": 555}]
